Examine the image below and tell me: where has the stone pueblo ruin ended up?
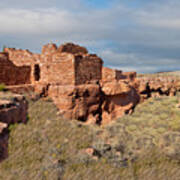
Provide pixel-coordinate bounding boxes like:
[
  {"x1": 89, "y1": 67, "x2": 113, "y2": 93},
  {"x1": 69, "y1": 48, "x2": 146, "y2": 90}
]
[{"x1": 0, "y1": 42, "x2": 180, "y2": 126}]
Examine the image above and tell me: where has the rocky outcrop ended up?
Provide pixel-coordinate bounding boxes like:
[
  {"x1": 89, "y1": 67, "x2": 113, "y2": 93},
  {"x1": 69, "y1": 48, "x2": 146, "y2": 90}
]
[
  {"x1": 0, "y1": 93, "x2": 28, "y2": 161},
  {"x1": 100, "y1": 81, "x2": 140, "y2": 125},
  {"x1": 49, "y1": 84, "x2": 102, "y2": 124},
  {"x1": 99, "y1": 67, "x2": 140, "y2": 124},
  {"x1": 138, "y1": 75, "x2": 180, "y2": 101}
]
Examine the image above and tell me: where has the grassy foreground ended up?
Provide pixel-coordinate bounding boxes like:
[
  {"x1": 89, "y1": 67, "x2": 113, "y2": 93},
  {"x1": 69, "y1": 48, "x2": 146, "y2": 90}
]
[{"x1": 0, "y1": 93, "x2": 180, "y2": 179}]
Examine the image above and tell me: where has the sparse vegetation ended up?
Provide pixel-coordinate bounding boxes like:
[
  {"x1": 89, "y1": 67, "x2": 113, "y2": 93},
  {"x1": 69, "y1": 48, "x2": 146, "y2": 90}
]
[
  {"x1": 0, "y1": 72, "x2": 180, "y2": 179},
  {"x1": 0, "y1": 84, "x2": 6, "y2": 91},
  {"x1": 0, "y1": 91, "x2": 179, "y2": 179}
]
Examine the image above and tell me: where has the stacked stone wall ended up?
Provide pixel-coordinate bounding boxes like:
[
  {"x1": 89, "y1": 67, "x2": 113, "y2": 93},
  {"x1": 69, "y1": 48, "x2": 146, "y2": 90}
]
[
  {"x1": 0, "y1": 53, "x2": 31, "y2": 85},
  {"x1": 74, "y1": 54, "x2": 103, "y2": 85}
]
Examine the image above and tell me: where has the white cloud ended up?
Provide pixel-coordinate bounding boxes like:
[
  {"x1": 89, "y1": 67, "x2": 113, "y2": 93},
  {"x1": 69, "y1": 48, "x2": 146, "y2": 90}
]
[
  {"x1": 0, "y1": 0, "x2": 83, "y2": 9},
  {"x1": 0, "y1": 8, "x2": 117, "y2": 38},
  {"x1": 0, "y1": 9, "x2": 74, "y2": 35},
  {"x1": 99, "y1": 49, "x2": 180, "y2": 73},
  {"x1": 0, "y1": 0, "x2": 180, "y2": 73}
]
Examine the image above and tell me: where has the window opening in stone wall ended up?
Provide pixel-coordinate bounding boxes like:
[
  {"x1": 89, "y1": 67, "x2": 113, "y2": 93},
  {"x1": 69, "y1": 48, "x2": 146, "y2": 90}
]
[{"x1": 34, "y1": 64, "x2": 40, "y2": 81}]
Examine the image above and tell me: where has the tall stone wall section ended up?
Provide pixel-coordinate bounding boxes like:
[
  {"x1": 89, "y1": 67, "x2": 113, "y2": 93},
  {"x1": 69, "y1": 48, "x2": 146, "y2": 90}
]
[
  {"x1": 39, "y1": 43, "x2": 103, "y2": 86},
  {"x1": 74, "y1": 54, "x2": 102, "y2": 85},
  {"x1": 4, "y1": 48, "x2": 41, "y2": 84},
  {"x1": 4, "y1": 48, "x2": 39, "y2": 66},
  {"x1": 40, "y1": 53, "x2": 75, "y2": 85},
  {"x1": 0, "y1": 53, "x2": 31, "y2": 85}
]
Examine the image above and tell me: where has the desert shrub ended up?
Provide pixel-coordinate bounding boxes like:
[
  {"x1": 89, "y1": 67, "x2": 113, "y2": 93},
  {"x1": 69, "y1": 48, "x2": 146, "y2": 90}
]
[
  {"x1": 0, "y1": 80, "x2": 180, "y2": 180},
  {"x1": 0, "y1": 84, "x2": 6, "y2": 91}
]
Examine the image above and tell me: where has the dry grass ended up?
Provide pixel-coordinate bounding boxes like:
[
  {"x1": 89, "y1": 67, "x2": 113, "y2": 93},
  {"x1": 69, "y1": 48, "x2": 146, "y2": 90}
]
[{"x1": 0, "y1": 72, "x2": 180, "y2": 179}]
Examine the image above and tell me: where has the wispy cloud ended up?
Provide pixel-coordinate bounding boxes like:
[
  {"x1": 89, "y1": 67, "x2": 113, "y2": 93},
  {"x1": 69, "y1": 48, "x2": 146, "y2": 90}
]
[
  {"x1": 100, "y1": 50, "x2": 180, "y2": 73},
  {"x1": 0, "y1": 0, "x2": 180, "y2": 73}
]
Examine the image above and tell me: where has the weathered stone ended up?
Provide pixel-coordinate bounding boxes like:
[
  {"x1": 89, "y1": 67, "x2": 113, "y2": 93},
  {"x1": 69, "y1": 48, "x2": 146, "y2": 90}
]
[
  {"x1": 85, "y1": 148, "x2": 95, "y2": 156},
  {"x1": 101, "y1": 81, "x2": 131, "y2": 96},
  {"x1": 0, "y1": 122, "x2": 7, "y2": 134},
  {"x1": 0, "y1": 93, "x2": 28, "y2": 161},
  {"x1": 138, "y1": 76, "x2": 180, "y2": 101},
  {"x1": 3, "y1": 48, "x2": 41, "y2": 83},
  {"x1": 102, "y1": 67, "x2": 122, "y2": 82},
  {"x1": 0, "y1": 93, "x2": 28, "y2": 124},
  {"x1": 0, "y1": 53, "x2": 31, "y2": 85},
  {"x1": 58, "y1": 43, "x2": 88, "y2": 54},
  {"x1": 42, "y1": 43, "x2": 57, "y2": 55},
  {"x1": 122, "y1": 72, "x2": 137, "y2": 81},
  {"x1": 1, "y1": 42, "x2": 179, "y2": 125},
  {"x1": 101, "y1": 82, "x2": 140, "y2": 125},
  {"x1": 3, "y1": 48, "x2": 38, "y2": 66},
  {"x1": 5, "y1": 84, "x2": 34, "y2": 94},
  {"x1": 48, "y1": 84, "x2": 101, "y2": 123}
]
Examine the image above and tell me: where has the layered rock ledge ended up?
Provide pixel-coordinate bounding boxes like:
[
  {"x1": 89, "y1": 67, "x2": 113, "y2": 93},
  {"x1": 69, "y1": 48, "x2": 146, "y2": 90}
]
[
  {"x1": 0, "y1": 92, "x2": 28, "y2": 161},
  {"x1": 138, "y1": 75, "x2": 180, "y2": 101}
]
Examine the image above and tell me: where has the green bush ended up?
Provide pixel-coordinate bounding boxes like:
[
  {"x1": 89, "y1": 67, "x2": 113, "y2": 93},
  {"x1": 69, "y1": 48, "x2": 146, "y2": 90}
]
[{"x1": 0, "y1": 84, "x2": 6, "y2": 91}]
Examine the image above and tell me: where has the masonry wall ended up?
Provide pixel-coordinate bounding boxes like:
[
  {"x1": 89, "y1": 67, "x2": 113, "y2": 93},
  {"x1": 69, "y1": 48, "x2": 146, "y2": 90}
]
[
  {"x1": 102, "y1": 67, "x2": 121, "y2": 82},
  {"x1": 4, "y1": 48, "x2": 41, "y2": 84},
  {"x1": 39, "y1": 52, "x2": 103, "y2": 86},
  {"x1": 0, "y1": 53, "x2": 31, "y2": 85},
  {"x1": 121, "y1": 72, "x2": 137, "y2": 81},
  {"x1": 40, "y1": 53, "x2": 75, "y2": 85},
  {"x1": 4, "y1": 48, "x2": 40, "y2": 66},
  {"x1": 58, "y1": 43, "x2": 88, "y2": 54},
  {"x1": 102, "y1": 67, "x2": 137, "y2": 82},
  {"x1": 74, "y1": 54, "x2": 103, "y2": 85}
]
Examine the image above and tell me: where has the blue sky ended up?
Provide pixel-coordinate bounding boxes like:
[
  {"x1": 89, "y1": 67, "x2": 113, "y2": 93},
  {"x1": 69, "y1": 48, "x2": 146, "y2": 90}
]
[{"x1": 0, "y1": 0, "x2": 180, "y2": 73}]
